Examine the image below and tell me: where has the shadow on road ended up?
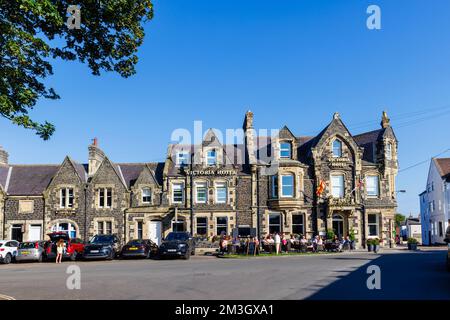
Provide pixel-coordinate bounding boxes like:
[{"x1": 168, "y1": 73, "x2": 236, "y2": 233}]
[{"x1": 306, "y1": 250, "x2": 450, "y2": 300}]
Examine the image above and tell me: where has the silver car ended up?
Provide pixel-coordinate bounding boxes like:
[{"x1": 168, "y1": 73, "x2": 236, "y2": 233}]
[{"x1": 15, "y1": 241, "x2": 47, "y2": 263}]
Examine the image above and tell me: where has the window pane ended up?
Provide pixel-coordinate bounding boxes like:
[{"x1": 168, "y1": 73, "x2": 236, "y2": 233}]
[
  {"x1": 368, "y1": 214, "x2": 377, "y2": 224},
  {"x1": 280, "y1": 143, "x2": 291, "y2": 158},
  {"x1": 292, "y1": 214, "x2": 304, "y2": 234},
  {"x1": 106, "y1": 189, "x2": 112, "y2": 207},
  {"x1": 196, "y1": 183, "x2": 207, "y2": 203},
  {"x1": 196, "y1": 217, "x2": 207, "y2": 236},
  {"x1": 281, "y1": 175, "x2": 294, "y2": 197},
  {"x1": 272, "y1": 176, "x2": 278, "y2": 198},
  {"x1": 369, "y1": 225, "x2": 378, "y2": 236},
  {"x1": 216, "y1": 217, "x2": 228, "y2": 235},
  {"x1": 61, "y1": 189, "x2": 66, "y2": 207},
  {"x1": 68, "y1": 189, "x2": 74, "y2": 208},
  {"x1": 207, "y1": 150, "x2": 217, "y2": 165},
  {"x1": 366, "y1": 176, "x2": 379, "y2": 196},
  {"x1": 142, "y1": 188, "x2": 151, "y2": 203},
  {"x1": 177, "y1": 152, "x2": 189, "y2": 166},
  {"x1": 173, "y1": 183, "x2": 184, "y2": 203},
  {"x1": 332, "y1": 140, "x2": 342, "y2": 157},
  {"x1": 216, "y1": 183, "x2": 227, "y2": 203},
  {"x1": 106, "y1": 221, "x2": 112, "y2": 235},
  {"x1": 98, "y1": 222, "x2": 104, "y2": 234},
  {"x1": 99, "y1": 189, "x2": 105, "y2": 207},
  {"x1": 331, "y1": 175, "x2": 344, "y2": 198}
]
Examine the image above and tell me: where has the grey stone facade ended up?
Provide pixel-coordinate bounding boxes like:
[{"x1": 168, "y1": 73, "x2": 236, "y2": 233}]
[{"x1": 0, "y1": 111, "x2": 398, "y2": 248}]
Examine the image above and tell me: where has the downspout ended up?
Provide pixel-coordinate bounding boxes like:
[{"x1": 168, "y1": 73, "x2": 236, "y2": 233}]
[{"x1": 84, "y1": 184, "x2": 88, "y2": 242}]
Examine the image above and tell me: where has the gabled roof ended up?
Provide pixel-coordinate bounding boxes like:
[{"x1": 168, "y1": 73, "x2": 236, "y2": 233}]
[
  {"x1": 434, "y1": 158, "x2": 450, "y2": 179},
  {"x1": 7, "y1": 165, "x2": 59, "y2": 195},
  {"x1": 117, "y1": 163, "x2": 165, "y2": 187}
]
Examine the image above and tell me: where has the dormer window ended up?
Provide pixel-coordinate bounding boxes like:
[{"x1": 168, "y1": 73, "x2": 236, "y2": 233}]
[
  {"x1": 280, "y1": 142, "x2": 292, "y2": 159},
  {"x1": 176, "y1": 152, "x2": 189, "y2": 166},
  {"x1": 142, "y1": 188, "x2": 152, "y2": 204},
  {"x1": 206, "y1": 149, "x2": 217, "y2": 166},
  {"x1": 386, "y1": 143, "x2": 392, "y2": 160},
  {"x1": 332, "y1": 139, "x2": 342, "y2": 157}
]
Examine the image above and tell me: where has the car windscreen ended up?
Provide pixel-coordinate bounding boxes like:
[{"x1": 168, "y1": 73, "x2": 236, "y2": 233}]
[
  {"x1": 127, "y1": 240, "x2": 144, "y2": 246},
  {"x1": 19, "y1": 242, "x2": 36, "y2": 249},
  {"x1": 166, "y1": 233, "x2": 189, "y2": 241},
  {"x1": 90, "y1": 235, "x2": 114, "y2": 244}
]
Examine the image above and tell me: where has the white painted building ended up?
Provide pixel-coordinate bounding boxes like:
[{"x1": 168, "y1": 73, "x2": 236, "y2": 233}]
[{"x1": 419, "y1": 158, "x2": 450, "y2": 245}]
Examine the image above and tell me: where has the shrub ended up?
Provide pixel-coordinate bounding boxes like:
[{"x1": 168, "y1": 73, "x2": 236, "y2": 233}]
[
  {"x1": 326, "y1": 230, "x2": 335, "y2": 240},
  {"x1": 407, "y1": 237, "x2": 418, "y2": 244}
]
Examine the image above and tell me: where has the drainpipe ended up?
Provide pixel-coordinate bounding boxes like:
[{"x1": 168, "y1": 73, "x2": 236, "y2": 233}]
[
  {"x1": 84, "y1": 184, "x2": 88, "y2": 242},
  {"x1": 190, "y1": 153, "x2": 194, "y2": 235}
]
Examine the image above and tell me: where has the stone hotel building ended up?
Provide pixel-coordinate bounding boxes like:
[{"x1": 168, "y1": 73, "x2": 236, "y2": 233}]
[{"x1": 0, "y1": 111, "x2": 398, "y2": 247}]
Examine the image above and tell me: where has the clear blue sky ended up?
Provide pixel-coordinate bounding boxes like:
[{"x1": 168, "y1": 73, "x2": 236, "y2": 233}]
[{"x1": 2, "y1": 0, "x2": 450, "y2": 216}]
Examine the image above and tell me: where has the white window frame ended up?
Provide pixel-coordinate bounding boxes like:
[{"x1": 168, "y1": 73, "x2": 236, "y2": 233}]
[
  {"x1": 367, "y1": 214, "x2": 379, "y2": 237},
  {"x1": 60, "y1": 188, "x2": 74, "y2": 209},
  {"x1": 176, "y1": 152, "x2": 189, "y2": 166},
  {"x1": 215, "y1": 182, "x2": 227, "y2": 204},
  {"x1": 216, "y1": 216, "x2": 228, "y2": 236},
  {"x1": 195, "y1": 182, "x2": 208, "y2": 204},
  {"x1": 279, "y1": 142, "x2": 292, "y2": 159},
  {"x1": 141, "y1": 187, "x2": 152, "y2": 204},
  {"x1": 172, "y1": 182, "x2": 184, "y2": 204},
  {"x1": 292, "y1": 214, "x2": 305, "y2": 235},
  {"x1": 366, "y1": 175, "x2": 380, "y2": 197},
  {"x1": 281, "y1": 174, "x2": 294, "y2": 198},
  {"x1": 206, "y1": 149, "x2": 217, "y2": 166},
  {"x1": 331, "y1": 174, "x2": 345, "y2": 198},
  {"x1": 98, "y1": 188, "x2": 112, "y2": 208},
  {"x1": 332, "y1": 139, "x2": 343, "y2": 158}
]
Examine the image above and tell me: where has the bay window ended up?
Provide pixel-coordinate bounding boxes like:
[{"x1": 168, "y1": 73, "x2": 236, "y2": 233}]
[{"x1": 281, "y1": 174, "x2": 294, "y2": 197}]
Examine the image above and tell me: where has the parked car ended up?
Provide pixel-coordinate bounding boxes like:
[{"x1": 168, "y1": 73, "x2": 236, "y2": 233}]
[
  {"x1": 83, "y1": 234, "x2": 121, "y2": 260},
  {"x1": 45, "y1": 232, "x2": 77, "y2": 261},
  {"x1": 0, "y1": 240, "x2": 19, "y2": 264},
  {"x1": 16, "y1": 241, "x2": 48, "y2": 263},
  {"x1": 120, "y1": 239, "x2": 158, "y2": 259},
  {"x1": 70, "y1": 238, "x2": 86, "y2": 255},
  {"x1": 158, "y1": 232, "x2": 195, "y2": 260}
]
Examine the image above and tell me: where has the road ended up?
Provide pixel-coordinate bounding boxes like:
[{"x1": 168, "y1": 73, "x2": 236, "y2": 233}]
[{"x1": 0, "y1": 249, "x2": 448, "y2": 300}]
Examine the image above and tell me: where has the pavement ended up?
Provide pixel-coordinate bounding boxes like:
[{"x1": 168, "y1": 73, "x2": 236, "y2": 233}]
[{"x1": 0, "y1": 248, "x2": 448, "y2": 300}]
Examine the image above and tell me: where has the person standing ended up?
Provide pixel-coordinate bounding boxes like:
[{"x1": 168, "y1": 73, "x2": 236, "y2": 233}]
[
  {"x1": 56, "y1": 239, "x2": 65, "y2": 264},
  {"x1": 274, "y1": 232, "x2": 281, "y2": 255}
]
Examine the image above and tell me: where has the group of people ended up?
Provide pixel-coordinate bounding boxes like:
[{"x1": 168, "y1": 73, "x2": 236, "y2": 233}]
[{"x1": 218, "y1": 232, "x2": 355, "y2": 255}]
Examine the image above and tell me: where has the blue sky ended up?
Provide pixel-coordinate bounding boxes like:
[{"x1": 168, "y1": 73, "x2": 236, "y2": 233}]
[{"x1": 2, "y1": 0, "x2": 450, "y2": 216}]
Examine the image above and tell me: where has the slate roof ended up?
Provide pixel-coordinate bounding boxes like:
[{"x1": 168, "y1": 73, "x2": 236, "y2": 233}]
[
  {"x1": 434, "y1": 158, "x2": 450, "y2": 179},
  {"x1": 116, "y1": 163, "x2": 165, "y2": 187},
  {"x1": 6, "y1": 165, "x2": 59, "y2": 195},
  {"x1": 353, "y1": 129, "x2": 385, "y2": 163},
  {"x1": 0, "y1": 165, "x2": 9, "y2": 190}
]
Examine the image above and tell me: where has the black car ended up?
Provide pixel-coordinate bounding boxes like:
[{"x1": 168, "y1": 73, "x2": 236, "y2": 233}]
[
  {"x1": 83, "y1": 234, "x2": 121, "y2": 260},
  {"x1": 158, "y1": 232, "x2": 195, "y2": 260},
  {"x1": 120, "y1": 239, "x2": 158, "y2": 259}
]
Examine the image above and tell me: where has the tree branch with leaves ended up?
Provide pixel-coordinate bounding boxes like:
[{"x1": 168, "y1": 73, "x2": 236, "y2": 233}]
[{"x1": 0, "y1": 0, "x2": 153, "y2": 139}]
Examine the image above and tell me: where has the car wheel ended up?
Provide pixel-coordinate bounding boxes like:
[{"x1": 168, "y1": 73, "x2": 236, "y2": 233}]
[
  {"x1": 3, "y1": 253, "x2": 12, "y2": 264},
  {"x1": 70, "y1": 252, "x2": 77, "y2": 261},
  {"x1": 182, "y1": 252, "x2": 190, "y2": 260}
]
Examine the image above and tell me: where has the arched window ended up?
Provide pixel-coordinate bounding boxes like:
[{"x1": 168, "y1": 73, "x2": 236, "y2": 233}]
[{"x1": 332, "y1": 139, "x2": 342, "y2": 157}]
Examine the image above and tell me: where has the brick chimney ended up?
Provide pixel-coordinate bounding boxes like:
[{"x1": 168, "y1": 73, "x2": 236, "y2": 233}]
[
  {"x1": 88, "y1": 138, "x2": 105, "y2": 176},
  {"x1": 0, "y1": 146, "x2": 9, "y2": 166}
]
